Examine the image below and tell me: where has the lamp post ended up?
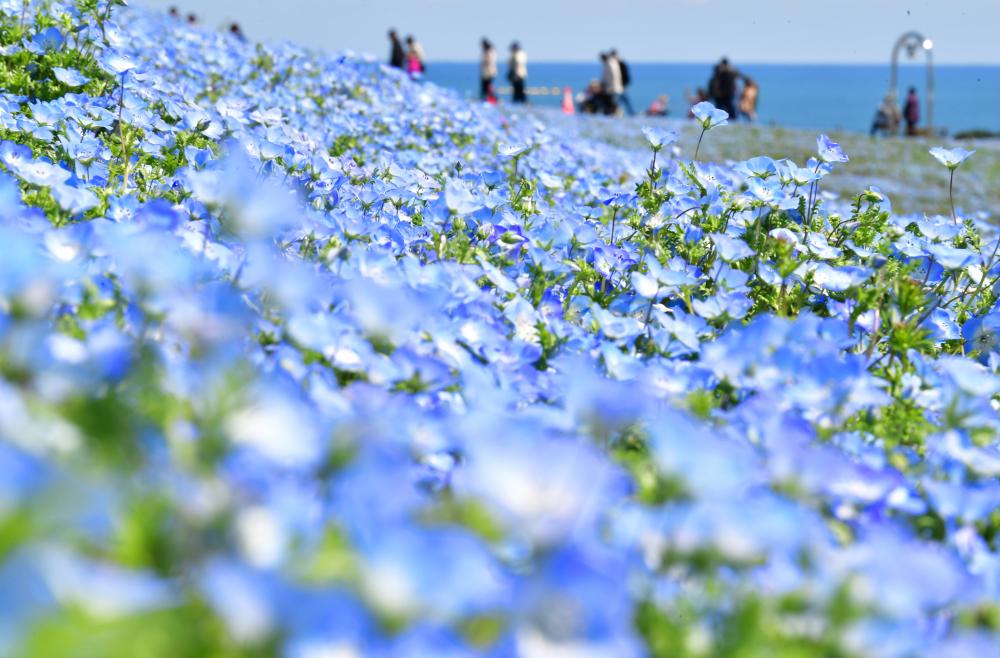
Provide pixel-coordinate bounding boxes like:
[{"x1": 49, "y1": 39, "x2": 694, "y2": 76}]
[{"x1": 890, "y1": 31, "x2": 934, "y2": 134}]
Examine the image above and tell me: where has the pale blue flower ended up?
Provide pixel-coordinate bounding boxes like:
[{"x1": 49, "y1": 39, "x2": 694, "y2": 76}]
[
  {"x1": 817, "y1": 134, "x2": 848, "y2": 164},
  {"x1": 691, "y1": 101, "x2": 729, "y2": 130},
  {"x1": 929, "y1": 146, "x2": 976, "y2": 170},
  {"x1": 52, "y1": 67, "x2": 90, "y2": 87},
  {"x1": 641, "y1": 126, "x2": 678, "y2": 150}
]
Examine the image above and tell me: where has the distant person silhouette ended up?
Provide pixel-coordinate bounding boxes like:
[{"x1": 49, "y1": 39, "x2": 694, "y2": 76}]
[
  {"x1": 405, "y1": 35, "x2": 426, "y2": 76},
  {"x1": 480, "y1": 38, "x2": 497, "y2": 101},
  {"x1": 388, "y1": 30, "x2": 405, "y2": 69},
  {"x1": 599, "y1": 52, "x2": 621, "y2": 116},
  {"x1": 646, "y1": 94, "x2": 669, "y2": 117},
  {"x1": 186, "y1": 12, "x2": 197, "y2": 25},
  {"x1": 870, "y1": 92, "x2": 901, "y2": 136},
  {"x1": 168, "y1": 6, "x2": 180, "y2": 19},
  {"x1": 609, "y1": 49, "x2": 634, "y2": 116},
  {"x1": 229, "y1": 22, "x2": 246, "y2": 42},
  {"x1": 739, "y1": 77, "x2": 758, "y2": 122},
  {"x1": 508, "y1": 42, "x2": 528, "y2": 104},
  {"x1": 708, "y1": 57, "x2": 739, "y2": 117},
  {"x1": 904, "y1": 86, "x2": 920, "y2": 136},
  {"x1": 577, "y1": 79, "x2": 603, "y2": 114},
  {"x1": 686, "y1": 87, "x2": 709, "y2": 118}
]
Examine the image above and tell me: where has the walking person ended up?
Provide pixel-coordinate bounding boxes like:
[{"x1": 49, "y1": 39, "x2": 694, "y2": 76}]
[
  {"x1": 708, "y1": 57, "x2": 739, "y2": 117},
  {"x1": 405, "y1": 35, "x2": 426, "y2": 76},
  {"x1": 609, "y1": 49, "x2": 635, "y2": 116},
  {"x1": 388, "y1": 30, "x2": 405, "y2": 69},
  {"x1": 480, "y1": 38, "x2": 497, "y2": 101},
  {"x1": 903, "y1": 86, "x2": 920, "y2": 136},
  {"x1": 508, "y1": 41, "x2": 528, "y2": 104},
  {"x1": 600, "y1": 52, "x2": 622, "y2": 116}
]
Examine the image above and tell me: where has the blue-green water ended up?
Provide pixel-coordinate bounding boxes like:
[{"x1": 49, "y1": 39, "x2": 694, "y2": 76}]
[{"x1": 423, "y1": 62, "x2": 1000, "y2": 135}]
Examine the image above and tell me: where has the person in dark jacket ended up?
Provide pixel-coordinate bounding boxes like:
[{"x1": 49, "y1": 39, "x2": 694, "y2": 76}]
[
  {"x1": 508, "y1": 41, "x2": 528, "y2": 104},
  {"x1": 708, "y1": 57, "x2": 739, "y2": 117},
  {"x1": 903, "y1": 86, "x2": 920, "y2": 136},
  {"x1": 388, "y1": 30, "x2": 405, "y2": 69}
]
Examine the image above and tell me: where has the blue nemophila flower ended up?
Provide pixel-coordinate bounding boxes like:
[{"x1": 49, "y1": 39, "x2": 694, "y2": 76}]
[
  {"x1": 962, "y1": 312, "x2": 1000, "y2": 360},
  {"x1": 692, "y1": 290, "x2": 751, "y2": 320},
  {"x1": 28, "y1": 26, "x2": 64, "y2": 54},
  {"x1": 929, "y1": 147, "x2": 976, "y2": 170},
  {"x1": 100, "y1": 52, "x2": 137, "y2": 76},
  {"x1": 10, "y1": 159, "x2": 72, "y2": 187},
  {"x1": 641, "y1": 126, "x2": 678, "y2": 150},
  {"x1": 923, "y1": 478, "x2": 1000, "y2": 524},
  {"x1": 817, "y1": 134, "x2": 849, "y2": 164},
  {"x1": 784, "y1": 160, "x2": 822, "y2": 186},
  {"x1": 737, "y1": 156, "x2": 779, "y2": 179},
  {"x1": 711, "y1": 232, "x2": 755, "y2": 261},
  {"x1": 747, "y1": 177, "x2": 796, "y2": 209},
  {"x1": 929, "y1": 148, "x2": 975, "y2": 223},
  {"x1": 647, "y1": 256, "x2": 699, "y2": 289},
  {"x1": 691, "y1": 101, "x2": 729, "y2": 130},
  {"x1": 926, "y1": 243, "x2": 975, "y2": 270},
  {"x1": 631, "y1": 270, "x2": 660, "y2": 298},
  {"x1": 52, "y1": 67, "x2": 90, "y2": 88},
  {"x1": 923, "y1": 308, "x2": 962, "y2": 343},
  {"x1": 936, "y1": 356, "x2": 1000, "y2": 396},
  {"x1": 0, "y1": 140, "x2": 31, "y2": 169},
  {"x1": 808, "y1": 263, "x2": 872, "y2": 292},
  {"x1": 51, "y1": 184, "x2": 99, "y2": 214},
  {"x1": 498, "y1": 142, "x2": 530, "y2": 158}
]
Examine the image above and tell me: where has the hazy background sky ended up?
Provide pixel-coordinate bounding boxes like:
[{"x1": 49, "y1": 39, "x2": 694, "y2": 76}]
[{"x1": 135, "y1": 0, "x2": 1000, "y2": 64}]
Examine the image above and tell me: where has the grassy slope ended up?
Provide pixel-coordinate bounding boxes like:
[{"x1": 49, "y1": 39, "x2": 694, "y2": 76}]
[{"x1": 541, "y1": 109, "x2": 1000, "y2": 216}]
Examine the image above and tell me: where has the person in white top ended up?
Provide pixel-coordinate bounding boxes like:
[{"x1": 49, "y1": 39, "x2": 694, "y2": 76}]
[
  {"x1": 600, "y1": 52, "x2": 622, "y2": 115},
  {"x1": 480, "y1": 38, "x2": 497, "y2": 101},
  {"x1": 609, "y1": 49, "x2": 635, "y2": 116},
  {"x1": 601, "y1": 52, "x2": 623, "y2": 95},
  {"x1": 508, "y1": 41, "x2": 528, "y2": 104}
]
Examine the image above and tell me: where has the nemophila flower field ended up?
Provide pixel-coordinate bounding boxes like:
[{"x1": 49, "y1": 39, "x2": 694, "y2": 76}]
[{"x1": 3, "y1": 2, "x2": 1000, "y2": 657}]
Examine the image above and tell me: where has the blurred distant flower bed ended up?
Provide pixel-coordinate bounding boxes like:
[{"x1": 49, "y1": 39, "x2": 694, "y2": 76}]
[{"x1": 2, "y1": 2, "x2": 1000, "y2": 657}]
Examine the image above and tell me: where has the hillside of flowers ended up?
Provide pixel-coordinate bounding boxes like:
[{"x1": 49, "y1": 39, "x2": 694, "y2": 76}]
[{"x1": 2, "y1": 2, "x2": 1000, "y2": 656}]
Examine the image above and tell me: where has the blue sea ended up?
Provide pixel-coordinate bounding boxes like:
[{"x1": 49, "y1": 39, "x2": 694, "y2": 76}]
[{"x1": 423, "y1": 62, "x2": 1000, "y2": 135}]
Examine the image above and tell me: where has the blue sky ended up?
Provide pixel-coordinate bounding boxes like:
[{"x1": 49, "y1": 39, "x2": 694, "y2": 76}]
[{"x1": 136, "y1": 0, "x2": 1000, "y2": 64}]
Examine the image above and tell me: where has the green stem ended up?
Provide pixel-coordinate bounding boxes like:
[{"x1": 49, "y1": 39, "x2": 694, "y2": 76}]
[
  {"x1": 693, "y1": 128, "x2": 706, "y2": 161},
  {"x1": 961, "y1": 236, "x2": 1000, "y2": 307},
  {"x1": 805, "y1": 162, "x2": 822, "y2": 227},
  {"x1": 644, "y1": 295, "x2": 656, "y2": 329},
  {"x1": 117, "y1": 75, "x2": 130, "y2": 190},
  {"x1": 865, "y1": 307, "x2": 882, "y2": 360},
  {"x1": 948, "y1": 168, "x2": 957, "y2": 224}
]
